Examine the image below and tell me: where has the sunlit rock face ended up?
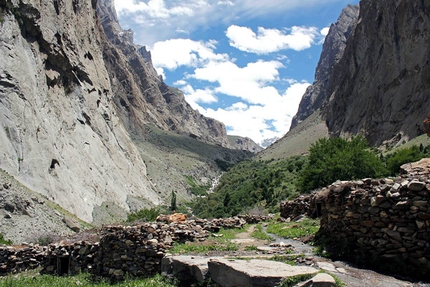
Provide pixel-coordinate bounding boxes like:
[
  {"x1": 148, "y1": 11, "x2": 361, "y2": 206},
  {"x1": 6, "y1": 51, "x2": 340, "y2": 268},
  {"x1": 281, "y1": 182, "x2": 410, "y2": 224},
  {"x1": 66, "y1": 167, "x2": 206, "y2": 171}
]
[{"x1": 0, "y1": 0, "x2": 165, "y2": 222}]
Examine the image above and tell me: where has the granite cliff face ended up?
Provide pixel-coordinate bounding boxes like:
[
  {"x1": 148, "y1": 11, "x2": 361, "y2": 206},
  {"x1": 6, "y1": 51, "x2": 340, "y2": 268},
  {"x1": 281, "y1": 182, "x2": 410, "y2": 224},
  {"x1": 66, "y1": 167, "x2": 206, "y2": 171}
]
[
  {"x1": 322, "y1": 0, "x2": 430, "y2": 146},
  {"x1": 0, "y1": 0, "x2": 252, "y2": 225},
  {"x1": 289, "y1": 0, "x2": 430, "y2": 148},
  {"x1": 0, "y1": 0, "x2": 162, "y2": 223}
]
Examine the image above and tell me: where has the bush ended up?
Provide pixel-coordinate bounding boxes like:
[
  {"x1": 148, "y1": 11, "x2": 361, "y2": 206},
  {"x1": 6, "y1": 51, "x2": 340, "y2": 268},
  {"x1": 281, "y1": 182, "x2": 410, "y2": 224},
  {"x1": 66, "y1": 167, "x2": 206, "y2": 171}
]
[
  {"x1": 127, "y1": 207, "x2": 165, "y2": 223},
  {"x1": 298, "y1": 136, "x2": 388, "y2": 192},
  {"x1": 190, "y1": 156, "x2": 306, "y2": 218},
  {"x1": 385, "y1": 145, "x2": 429, "y2": 175}
]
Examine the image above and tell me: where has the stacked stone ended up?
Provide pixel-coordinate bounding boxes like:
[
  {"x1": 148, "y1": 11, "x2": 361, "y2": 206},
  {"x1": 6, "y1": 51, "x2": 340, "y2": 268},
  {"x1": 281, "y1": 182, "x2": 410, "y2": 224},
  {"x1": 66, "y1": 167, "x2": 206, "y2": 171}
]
[
  {"x1": 43, "y1": 241, "x2": 99, "y2": 275},
  {"x1": 280, "y1": 195, "x2": 314, "y2": 219},
  {"x1": 96, "y1": 220, "x2": 214, "y2": 279},
  {"x1": 0, "y1": 244, "x2": 46, "y2": 275},
  {"x1": 316, "y1": 173, "x2": 430, "y2": 279}
]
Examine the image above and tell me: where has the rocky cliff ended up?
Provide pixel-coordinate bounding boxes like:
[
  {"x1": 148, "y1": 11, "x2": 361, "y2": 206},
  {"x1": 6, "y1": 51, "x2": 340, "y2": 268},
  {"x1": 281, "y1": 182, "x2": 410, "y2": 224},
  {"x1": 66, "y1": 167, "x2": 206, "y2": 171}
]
[
  {"x1": 0, "y1": 0, "x2": 252, "y2": 225},
  {"x1": 322, "y1": 0, "x2": 430, "y2": 146},
  {"x1": 288, "y1": 0, "x2": 430, "y2": 150},
  {"x1": 96, "y1": 0, "x2": 230, "y2": 147},
  {"x1": 290, "y1": 4, "x2": 359, "y2": 130}
]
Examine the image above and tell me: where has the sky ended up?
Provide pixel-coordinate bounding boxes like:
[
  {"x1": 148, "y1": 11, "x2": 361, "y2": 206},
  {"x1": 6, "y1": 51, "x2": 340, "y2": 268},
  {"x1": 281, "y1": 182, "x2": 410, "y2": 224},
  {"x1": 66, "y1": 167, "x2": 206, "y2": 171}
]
[{"x1": 114, "y1": 0, "x2": 359, "y2": 147}]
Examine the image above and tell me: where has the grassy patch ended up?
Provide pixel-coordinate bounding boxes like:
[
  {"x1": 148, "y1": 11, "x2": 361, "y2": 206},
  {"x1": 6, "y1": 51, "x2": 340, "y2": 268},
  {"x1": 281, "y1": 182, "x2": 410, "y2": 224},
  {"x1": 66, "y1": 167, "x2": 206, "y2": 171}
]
[
  {"x1": 279, "y1": 273, "x2": 316, "y2": 287},
  {"x1": 267, "y1": 218, "x2": 319, "y2": 239},
  {"x1": 0, "y1": 272, "x2": 177, "y2": 287},
  {"x1": 0, "y1": 233, "x2": 12, "y2": 245},
  {"x1": 168, "y1": 227, "x2": 244, "y2": 254},
  {"x1": 250, "y1": 224, "x2": 273, "y2": 241}
]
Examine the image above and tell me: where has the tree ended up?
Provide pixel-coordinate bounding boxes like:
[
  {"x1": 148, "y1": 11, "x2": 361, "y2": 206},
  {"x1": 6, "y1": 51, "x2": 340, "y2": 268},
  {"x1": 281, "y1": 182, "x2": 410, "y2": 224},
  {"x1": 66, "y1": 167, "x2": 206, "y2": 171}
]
[{"x1": 298, "y1": 136, "x2": 388, "y2": 192}]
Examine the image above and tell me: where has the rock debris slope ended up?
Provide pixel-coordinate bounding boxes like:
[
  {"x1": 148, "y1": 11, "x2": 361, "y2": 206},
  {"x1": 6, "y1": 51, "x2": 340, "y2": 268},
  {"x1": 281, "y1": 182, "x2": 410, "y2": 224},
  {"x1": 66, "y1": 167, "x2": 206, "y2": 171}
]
[{"x1": 0, "y1": 0, "x2": 253, "y2": 225}]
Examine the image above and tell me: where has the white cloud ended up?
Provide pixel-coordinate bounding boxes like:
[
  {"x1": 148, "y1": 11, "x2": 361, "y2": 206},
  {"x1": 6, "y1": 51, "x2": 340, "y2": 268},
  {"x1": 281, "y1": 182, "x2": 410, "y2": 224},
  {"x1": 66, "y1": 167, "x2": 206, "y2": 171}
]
[
  {"x1": 226, "y1": 25, "x2": 320, "y2": 54},
  {"x1": 190, "y1": 60, "x2": 284, "y2": 104},
  {"x1": 115, "y1": 0, "x2": 194, "y2": 18},
  {"x1": 183, "y1": 85, "x2": 218, "y2": 107},
  {"x1": 189, "y1": 79, "x2": 310, "y2": 145},
  {"x1": 115, "y1": 0, "x2": 345, "y2": 46},
  {"x1": 150, "y1": 38, "x2": 228, "y2": 70},
  {"x1": 320, "y1": 27, "x2": 330, "y2": 36}
]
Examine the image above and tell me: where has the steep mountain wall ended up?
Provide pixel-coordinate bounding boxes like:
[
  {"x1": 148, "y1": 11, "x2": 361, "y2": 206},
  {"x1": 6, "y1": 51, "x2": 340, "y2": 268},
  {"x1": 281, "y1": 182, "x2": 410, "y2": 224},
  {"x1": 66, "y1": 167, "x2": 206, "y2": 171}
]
[
  {"x1": 0, "y1": 0, "x2": 162, "y2": 222},
  {"x1": 322, "y1": 0, "x2": 430, "y2": 146},
  {"x1": 97, "y1": 0, "x2": 230, "y2": 147},
  {"x1": 290, "y1": 4, "x2": 359, "y2": 129}
]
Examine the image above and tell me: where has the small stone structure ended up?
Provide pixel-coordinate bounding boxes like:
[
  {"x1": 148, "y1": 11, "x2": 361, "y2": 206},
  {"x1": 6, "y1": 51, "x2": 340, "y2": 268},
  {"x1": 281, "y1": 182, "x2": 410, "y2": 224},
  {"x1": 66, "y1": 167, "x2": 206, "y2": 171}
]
[
  {"x1": 0, "y1": 215, "x2": 270, "y2": 280},
  {"x1": 280, "y1": 158, "x2": 430, "y2": 279}
]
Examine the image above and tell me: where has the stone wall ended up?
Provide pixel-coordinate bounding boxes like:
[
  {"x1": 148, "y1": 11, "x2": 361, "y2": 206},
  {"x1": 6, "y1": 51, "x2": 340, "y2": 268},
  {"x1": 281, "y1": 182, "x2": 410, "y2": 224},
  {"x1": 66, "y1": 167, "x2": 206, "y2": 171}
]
[
  {"x1": 279, "y1": 159, "x2": 430, "y2": 279},
  {"x1": 0, "y1": 215, "x2": 270, "y2": 279},
  {"x1": 0, "y1": 245, "x2": 46, "y2": 275}
]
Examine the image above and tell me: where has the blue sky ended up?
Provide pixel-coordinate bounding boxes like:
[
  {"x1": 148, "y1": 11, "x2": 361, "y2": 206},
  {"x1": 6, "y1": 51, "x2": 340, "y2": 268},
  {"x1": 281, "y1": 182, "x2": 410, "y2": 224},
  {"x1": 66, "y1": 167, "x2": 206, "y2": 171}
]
[{"x1": 114, "y1": 0, "x2": 359, "y2": 146}]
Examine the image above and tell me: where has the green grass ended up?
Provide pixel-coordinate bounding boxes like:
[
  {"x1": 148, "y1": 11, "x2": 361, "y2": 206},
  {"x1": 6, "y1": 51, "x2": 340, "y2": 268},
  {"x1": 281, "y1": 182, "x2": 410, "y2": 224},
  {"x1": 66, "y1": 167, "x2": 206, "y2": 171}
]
[
  {"x1": 168, "y1": 227, "x2": 244, "y2": 254},
  {"x1": 0, "y1": 272, "x2": 177, "y2": 287},
  {"x1": 266, "y1": 218, "x2": 319, "y2": 239},
  {"x1": 250, "y1": 224, "x2": 274, "y2": 241},
  {"x1": 0, "y1": 233, "x2": 12, "y2": 245}
]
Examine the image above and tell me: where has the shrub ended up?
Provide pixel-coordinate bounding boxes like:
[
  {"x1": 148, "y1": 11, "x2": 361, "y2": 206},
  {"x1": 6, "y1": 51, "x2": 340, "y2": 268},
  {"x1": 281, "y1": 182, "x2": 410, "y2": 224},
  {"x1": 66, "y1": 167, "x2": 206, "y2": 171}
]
[
  {"x1": 298, "y1": 136, "x2": 388, "y2": 192},
  {"x1": 385, "y1": 145, "x2": 429, "y2": 175},
  {"x1": 127, "y1": 207, "x2": 164, "y2": 222}
]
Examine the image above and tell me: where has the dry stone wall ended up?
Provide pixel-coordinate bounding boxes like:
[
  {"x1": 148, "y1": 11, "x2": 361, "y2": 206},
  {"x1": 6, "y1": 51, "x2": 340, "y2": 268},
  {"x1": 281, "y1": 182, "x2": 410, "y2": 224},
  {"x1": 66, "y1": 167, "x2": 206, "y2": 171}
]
[
  {"x1": 0, "y1": 245, "x2": 46, "y2": 275},
  {"x1": 280, "y1": 159, "x2": 430, "y2": 279},
  {"x1": 0, "y1": 215, "x2": 269, "y2": 280}
]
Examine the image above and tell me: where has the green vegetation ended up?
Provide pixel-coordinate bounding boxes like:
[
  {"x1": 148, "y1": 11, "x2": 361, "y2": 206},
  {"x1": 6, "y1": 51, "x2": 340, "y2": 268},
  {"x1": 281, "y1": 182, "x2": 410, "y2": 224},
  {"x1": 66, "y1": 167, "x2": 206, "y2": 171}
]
[
  {"x1": 191, "y1": 156, "x2": 306, "y2": 218},
  {"x1": 0, "y1": 233, "x2": 12, "y2": 245},
  {"x1": 279, "y1": 273, "x2": 316, "y2": 287},
  {"x1": 0, "y1": 272, "x2": 177, "y2": 287},
  {"x1": 267, "y1": 218, "x2": 319, "y2": 239},
  {"x1": 298, "y1": 136, "x2": 388, "y2": 192},
  {"x1": 126, "y1": 207, "x2": 165, "y2": 223},
  {"x1": 183, "y1": 175, "x2": 209, "y2": 196},
  {"x1": 168, "y1": 227, "x2": 244, "y2": 254},
  {"x1": 384, "y1": 144, "x2": 430, "y2": 175},
  {"x1": 250, "y1": 224, "x2": 274, "y2": 241}
]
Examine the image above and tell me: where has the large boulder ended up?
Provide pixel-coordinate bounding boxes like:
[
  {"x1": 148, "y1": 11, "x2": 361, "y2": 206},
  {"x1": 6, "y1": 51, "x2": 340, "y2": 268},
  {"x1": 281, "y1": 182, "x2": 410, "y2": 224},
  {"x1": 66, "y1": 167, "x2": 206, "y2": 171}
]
[{"x1": 208, "y1": 258, "x2": 318, "y2": 287}]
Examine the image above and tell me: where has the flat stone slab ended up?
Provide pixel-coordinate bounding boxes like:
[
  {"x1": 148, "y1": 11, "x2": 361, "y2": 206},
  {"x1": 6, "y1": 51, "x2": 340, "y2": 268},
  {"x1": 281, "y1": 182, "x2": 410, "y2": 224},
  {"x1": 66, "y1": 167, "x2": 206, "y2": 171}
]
[
  {"x1": 208, "y1": 258, "x2": 318, "y2": 287},
  {"x1": 161, "y1": 255, "x2": 212, "y2": 282}
]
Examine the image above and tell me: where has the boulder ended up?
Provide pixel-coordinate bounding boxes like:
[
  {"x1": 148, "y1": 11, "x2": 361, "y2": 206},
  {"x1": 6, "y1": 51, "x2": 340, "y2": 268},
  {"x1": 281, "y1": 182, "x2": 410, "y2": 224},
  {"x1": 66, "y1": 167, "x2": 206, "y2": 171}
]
[
  {"x1": 208, "y1": 258, "x2": 318, "y2": 287},
  {"x1": 161, "y1": 255, "x2": 210, "y2": 283}
]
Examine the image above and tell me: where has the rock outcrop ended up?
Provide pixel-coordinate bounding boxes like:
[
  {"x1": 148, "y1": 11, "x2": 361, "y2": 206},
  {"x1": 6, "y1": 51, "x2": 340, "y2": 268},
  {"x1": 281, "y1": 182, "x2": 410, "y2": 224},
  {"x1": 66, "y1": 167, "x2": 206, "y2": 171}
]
[
  {"x1": 288, "y1": 0, "x2": 430, "y2": 149},
  {"x1": 322, "y1": 0, "x2": 430, "y2": 146},
  {"x1": 291, "y1": 4, "x2": 359, "y2": 129}
]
